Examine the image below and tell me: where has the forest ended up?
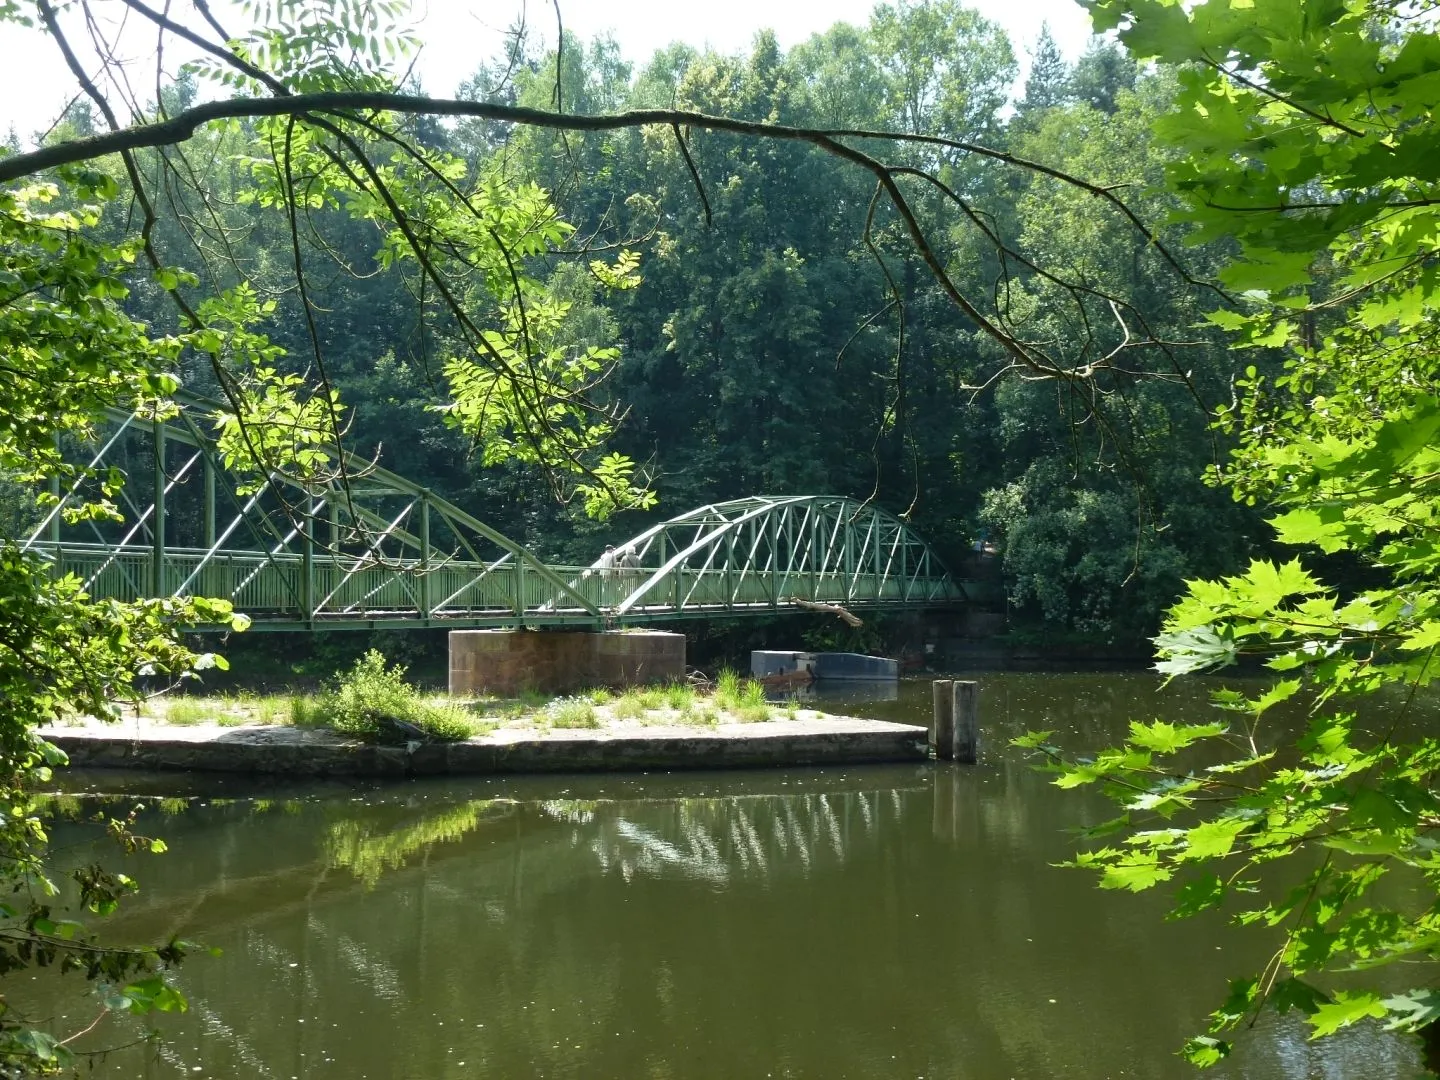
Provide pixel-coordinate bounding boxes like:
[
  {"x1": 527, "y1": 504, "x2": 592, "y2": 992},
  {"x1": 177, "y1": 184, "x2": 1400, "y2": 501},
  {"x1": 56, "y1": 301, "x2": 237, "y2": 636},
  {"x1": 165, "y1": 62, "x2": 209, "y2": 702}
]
[{"x1": 7, "y1": 6, "x2": 1265, "y2": 650}]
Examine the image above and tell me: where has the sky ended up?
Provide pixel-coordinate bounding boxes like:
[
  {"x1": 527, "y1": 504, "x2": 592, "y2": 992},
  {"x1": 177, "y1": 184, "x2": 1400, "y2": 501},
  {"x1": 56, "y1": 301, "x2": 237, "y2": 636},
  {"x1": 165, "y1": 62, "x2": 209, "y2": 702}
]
[{"x1": 0, "y1": 0, "x2": 1095, "y2": 143}]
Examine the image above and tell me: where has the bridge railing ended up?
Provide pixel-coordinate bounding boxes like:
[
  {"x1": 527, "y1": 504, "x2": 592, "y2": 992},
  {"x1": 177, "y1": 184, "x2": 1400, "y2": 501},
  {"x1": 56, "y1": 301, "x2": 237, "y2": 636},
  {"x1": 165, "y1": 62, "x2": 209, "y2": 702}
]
[{"x1": 30, "y1": 542, "x2": 967, "y2": 624}]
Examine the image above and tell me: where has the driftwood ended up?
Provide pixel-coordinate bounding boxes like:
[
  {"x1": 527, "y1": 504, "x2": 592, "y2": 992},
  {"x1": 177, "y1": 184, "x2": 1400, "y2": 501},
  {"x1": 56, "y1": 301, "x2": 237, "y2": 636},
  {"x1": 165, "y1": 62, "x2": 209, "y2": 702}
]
[{"x1": 786, "y1": 597, "x2": 863, "y2": 628}]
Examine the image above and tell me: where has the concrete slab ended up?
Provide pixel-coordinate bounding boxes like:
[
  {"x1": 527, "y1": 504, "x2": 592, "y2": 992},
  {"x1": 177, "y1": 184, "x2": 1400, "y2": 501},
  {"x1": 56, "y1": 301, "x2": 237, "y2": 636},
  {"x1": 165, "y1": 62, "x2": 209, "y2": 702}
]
[{"x1": 37, "y1": 715, "x2": 929, "y2": 777}]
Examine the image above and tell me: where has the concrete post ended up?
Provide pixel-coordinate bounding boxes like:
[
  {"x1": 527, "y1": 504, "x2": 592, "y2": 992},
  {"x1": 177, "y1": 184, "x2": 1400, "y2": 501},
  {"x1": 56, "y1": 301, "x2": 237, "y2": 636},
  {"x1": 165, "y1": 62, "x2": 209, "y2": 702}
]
[
  {"x1": 931, "y1": 679, "x2": 954, "y2": 760},
  {"x1": 152, "y1": 420, "x2": 165, "y2": 596},
  {"x1": 953, "y1": 680, "x2": 978, "y2": 764},
  {"x1": 301, "y1": 494, "x2": 314, "y2": 621}
]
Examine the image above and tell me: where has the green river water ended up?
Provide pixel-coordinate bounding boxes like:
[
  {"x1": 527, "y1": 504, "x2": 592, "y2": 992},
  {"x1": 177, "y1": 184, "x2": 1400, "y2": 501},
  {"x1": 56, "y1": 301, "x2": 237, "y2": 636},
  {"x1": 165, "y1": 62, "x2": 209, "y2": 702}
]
[{"x1": 22, "y1": 672, "x2": 1431, "y2": 1078}]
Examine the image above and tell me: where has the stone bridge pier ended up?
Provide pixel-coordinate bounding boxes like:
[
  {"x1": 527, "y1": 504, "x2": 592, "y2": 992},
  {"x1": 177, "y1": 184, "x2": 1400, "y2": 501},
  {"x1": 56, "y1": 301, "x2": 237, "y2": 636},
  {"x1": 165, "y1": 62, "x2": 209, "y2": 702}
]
[{"x1": 449, "y1": 629, "x2": 686, "y2": 697}]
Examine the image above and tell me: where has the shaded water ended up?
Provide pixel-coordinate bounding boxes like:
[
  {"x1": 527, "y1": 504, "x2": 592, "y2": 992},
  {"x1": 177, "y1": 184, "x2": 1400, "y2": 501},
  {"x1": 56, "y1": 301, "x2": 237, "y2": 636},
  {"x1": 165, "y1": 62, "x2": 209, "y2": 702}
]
[{"x1": 25, "y1": 673, "x2": 1429, "y2": 1078}]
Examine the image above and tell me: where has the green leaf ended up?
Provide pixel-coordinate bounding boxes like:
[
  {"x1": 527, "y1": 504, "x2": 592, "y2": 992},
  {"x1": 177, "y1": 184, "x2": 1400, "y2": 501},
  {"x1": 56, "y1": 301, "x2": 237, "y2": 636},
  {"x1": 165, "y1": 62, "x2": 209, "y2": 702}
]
[
  {"x1": 1180, "y1": 817, "x2": 1250, "y2": 861},
  {"x1": 1180, "y1": 1036, "x2": 1231, "y2": 1067},
  {"x1": 1268, "y1": 507, "x2": 1355, "y2": 554},
  {"x1": 1307, "y1": 992, "x2": 1387, "y2": 1038},
  {"x1": 1099, "y1": 853, "x2": 1174, "y2": 892},
  {"x1": 1237, "y1": 559, "x2": 1327, "y2": 610},
  {"x1": 120, "y1": 976, "x2": 188, "y2": 1015},
  {"x1": 1127, "y1": 719, "x2": 1228, "y2": 754},
  {"x1": 1382, "y1": 990, "x2": 1440, "y2": 1031},
  {"x1": 1154, "y1": 624, "x2": 1237, "y2": 676}
]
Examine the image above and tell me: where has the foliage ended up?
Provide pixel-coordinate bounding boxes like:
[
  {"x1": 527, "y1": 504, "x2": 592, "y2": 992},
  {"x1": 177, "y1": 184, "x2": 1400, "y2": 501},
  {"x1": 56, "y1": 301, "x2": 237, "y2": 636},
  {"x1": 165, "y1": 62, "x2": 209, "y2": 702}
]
[
  {"x1": 322, "y1": 649, "x2": 475, "y2": 741},
  {"x1": 0, "y1": 150, "x2": 256, "y2": 1070},
  {"x1": 1019, "y1": 0, "x2": 1440, "y2": 1064}
]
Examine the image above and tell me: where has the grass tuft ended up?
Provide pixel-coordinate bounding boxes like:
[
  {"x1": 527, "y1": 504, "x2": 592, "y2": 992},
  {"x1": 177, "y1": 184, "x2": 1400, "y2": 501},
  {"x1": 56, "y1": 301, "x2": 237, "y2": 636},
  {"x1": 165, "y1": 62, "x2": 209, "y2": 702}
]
[
  {"x1": 164, "y1": 698, "x2": 214, "y2": 726},
  {"x1": 662, "y1": 682, "x2": 696, "y2": 710},
  {"x1": 713, "y1": 669, "x2": 770, "y2": 716},
  {"x1": 612, "y1": 691, "x2": 646, "y2": 720},
  {"x1": 548, "y1": 696, "x2": 599, "y2": 729},
  {"x1": 255, "y1": 696, "x2": 287, "y2": 725},
  {"x1": 290, "y1": 694, "x2": 322, "y2": 727},
  {"x1": 676, "y1": 702, "x2": 719, "y2": 727}
]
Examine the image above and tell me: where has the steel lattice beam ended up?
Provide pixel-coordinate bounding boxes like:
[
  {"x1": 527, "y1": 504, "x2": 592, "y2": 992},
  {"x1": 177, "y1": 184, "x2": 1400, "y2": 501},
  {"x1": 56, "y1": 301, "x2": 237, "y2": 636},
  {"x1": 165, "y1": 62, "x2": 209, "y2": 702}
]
[{"x1": 23, "y1": 401, "x2": 973, "y2": 629}]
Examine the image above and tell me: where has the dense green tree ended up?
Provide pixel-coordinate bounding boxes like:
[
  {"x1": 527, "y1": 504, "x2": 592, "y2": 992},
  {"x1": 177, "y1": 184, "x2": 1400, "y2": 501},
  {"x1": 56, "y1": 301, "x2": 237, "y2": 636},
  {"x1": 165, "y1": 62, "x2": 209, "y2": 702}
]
[
  {"x1": 976, "y1": 72, "x2": 1261, "y2": 641},
  {"x1": 1023, "y1": 0, "x2": 1440, "y2": 1065},
  {"x1": 1019, "y1": 25, "x2": 1071, "y2": 114},
  {"x1": 870, "y1": 0, "x2": 1015, "y2": 138},
  {"x1": 1069, "y1": 38, "x2": 1137, "y2": 114}
]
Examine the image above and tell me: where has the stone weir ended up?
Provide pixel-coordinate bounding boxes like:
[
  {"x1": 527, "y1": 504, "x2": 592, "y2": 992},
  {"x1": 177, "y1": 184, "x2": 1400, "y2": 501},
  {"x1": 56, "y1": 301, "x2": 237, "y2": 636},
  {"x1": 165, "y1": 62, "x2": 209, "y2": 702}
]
[{"x1": 39, "y1": 717, "x2": 930, "y2": 779}]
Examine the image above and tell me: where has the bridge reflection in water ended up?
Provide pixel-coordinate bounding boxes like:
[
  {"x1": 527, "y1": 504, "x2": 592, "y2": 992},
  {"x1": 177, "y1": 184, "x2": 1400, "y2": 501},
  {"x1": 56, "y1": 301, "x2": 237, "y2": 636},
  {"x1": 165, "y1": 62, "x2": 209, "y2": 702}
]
[{"x1": 32, "y1": 748, "x2": 1422, "y2": 1079}]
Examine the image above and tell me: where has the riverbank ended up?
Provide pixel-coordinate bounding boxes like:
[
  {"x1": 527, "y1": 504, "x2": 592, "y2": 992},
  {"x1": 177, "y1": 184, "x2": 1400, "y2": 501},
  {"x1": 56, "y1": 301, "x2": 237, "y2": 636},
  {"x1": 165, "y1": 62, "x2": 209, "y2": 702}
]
[{"x1": 38, "y1": 710, "x2": 930, "y2": 777}]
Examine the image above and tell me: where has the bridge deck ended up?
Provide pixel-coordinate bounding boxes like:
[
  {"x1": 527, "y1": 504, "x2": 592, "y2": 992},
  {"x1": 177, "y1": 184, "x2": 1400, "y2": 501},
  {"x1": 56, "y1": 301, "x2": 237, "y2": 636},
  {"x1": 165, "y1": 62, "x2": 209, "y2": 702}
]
[{"x1": 33, "y1": 542, "x2": 977, "y2": 630}]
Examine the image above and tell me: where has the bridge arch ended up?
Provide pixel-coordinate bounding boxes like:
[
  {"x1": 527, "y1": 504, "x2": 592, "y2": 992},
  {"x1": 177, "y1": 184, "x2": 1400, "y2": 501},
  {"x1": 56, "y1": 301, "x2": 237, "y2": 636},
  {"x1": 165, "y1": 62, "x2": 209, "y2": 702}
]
[{"x1": 593, "y1": 496, "x2": 964, "y2": 620}]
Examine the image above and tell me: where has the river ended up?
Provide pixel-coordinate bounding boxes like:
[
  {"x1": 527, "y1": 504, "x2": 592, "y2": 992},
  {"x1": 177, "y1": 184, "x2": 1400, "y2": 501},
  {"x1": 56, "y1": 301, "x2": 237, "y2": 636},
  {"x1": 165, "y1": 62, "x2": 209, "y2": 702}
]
[{"x1": 24, "y1": 673, "x2": 1429, "y2": 1078}]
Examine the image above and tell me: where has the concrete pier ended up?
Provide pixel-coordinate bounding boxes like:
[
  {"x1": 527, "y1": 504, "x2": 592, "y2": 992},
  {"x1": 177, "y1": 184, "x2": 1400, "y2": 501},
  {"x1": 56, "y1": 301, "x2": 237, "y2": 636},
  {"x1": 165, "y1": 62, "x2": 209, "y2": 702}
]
[{"x1": 449, "y1": 629, "x2": 685, "y2": 697}]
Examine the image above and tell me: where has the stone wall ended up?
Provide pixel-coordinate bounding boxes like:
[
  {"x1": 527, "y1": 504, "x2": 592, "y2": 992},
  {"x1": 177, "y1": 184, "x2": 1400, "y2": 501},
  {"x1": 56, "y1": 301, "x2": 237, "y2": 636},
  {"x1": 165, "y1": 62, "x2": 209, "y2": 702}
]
[
  {"x1": 448, "y1": 629, "x2": 685, "y2": 696},
  {"x1": 47, "y1": 720, "x2": 929, "y2": 777}
]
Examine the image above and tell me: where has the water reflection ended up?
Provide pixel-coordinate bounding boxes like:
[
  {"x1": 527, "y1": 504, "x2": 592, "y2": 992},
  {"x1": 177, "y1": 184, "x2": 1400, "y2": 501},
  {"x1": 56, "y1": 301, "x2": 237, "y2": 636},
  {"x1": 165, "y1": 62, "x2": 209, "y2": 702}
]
[
  {"x1": 24, "y1": 673, "x2": 1432, "y2": 1079},
  {"x1": 783, "y1": 679, "x2": 900, "y2": 705}
]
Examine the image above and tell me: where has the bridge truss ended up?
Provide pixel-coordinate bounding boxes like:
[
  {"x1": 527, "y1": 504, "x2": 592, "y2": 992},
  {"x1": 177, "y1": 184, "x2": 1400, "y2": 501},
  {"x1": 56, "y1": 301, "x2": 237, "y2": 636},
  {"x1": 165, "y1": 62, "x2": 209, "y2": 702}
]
[{"x1": 22, "y1": 398, "x2": 966, "y2": 630}]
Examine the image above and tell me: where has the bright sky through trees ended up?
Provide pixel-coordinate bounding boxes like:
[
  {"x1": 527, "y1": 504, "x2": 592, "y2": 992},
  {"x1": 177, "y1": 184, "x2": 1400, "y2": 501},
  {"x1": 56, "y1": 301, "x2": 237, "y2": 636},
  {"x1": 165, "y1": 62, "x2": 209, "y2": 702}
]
[{"x1": 0, "y1": 0, "x2": 1093, "y2": 141}]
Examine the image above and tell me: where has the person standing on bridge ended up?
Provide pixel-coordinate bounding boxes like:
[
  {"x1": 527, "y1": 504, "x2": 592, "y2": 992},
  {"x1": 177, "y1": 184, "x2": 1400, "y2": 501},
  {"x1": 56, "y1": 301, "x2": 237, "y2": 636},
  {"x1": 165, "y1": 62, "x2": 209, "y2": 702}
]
[
  {"x1": 618, "y1": 544, "x2": 642, "y2": 609},
  {"x1": 597, "y1": 544, "x2": 617, "y2": 609}
]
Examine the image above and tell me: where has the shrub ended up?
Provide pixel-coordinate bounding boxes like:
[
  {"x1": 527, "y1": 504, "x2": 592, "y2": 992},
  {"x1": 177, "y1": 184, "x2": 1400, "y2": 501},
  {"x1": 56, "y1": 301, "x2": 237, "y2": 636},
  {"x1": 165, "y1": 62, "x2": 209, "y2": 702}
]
[
  {"x1": 413, "y1": 701, "x2": 483, "y2": 741},
  {"x1": 326, "y1": 650, "x2": 413, "y2": 738},
  {"x1": 322, "y1": 650, "x2": 477, "y2": 742}
]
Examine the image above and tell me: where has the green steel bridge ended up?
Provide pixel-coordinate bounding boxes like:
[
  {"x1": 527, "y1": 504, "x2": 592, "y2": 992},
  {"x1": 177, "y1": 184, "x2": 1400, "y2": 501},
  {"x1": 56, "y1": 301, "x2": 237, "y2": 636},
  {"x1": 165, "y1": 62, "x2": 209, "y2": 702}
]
[{"x1": 24, "y1": 397, "x2": 972, "y2": 631}]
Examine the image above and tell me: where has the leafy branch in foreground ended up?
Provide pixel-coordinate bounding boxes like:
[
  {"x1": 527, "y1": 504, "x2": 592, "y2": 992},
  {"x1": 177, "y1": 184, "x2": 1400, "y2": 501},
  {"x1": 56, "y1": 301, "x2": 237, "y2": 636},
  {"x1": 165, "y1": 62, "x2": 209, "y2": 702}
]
[
  {"x1": 1019, "y1": 0, "x2": 1440, "y2": 1065},
  {"x1": 0, "y1": 165, "x2": 252, "y2": 1071}
]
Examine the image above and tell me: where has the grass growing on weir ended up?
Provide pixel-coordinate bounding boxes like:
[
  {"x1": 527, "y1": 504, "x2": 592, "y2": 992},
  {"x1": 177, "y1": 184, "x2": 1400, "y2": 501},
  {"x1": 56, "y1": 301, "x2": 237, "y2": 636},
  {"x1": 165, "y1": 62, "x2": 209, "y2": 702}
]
[{"x1": 119, "y1": 666, "x2": 794, "y2": 737}]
